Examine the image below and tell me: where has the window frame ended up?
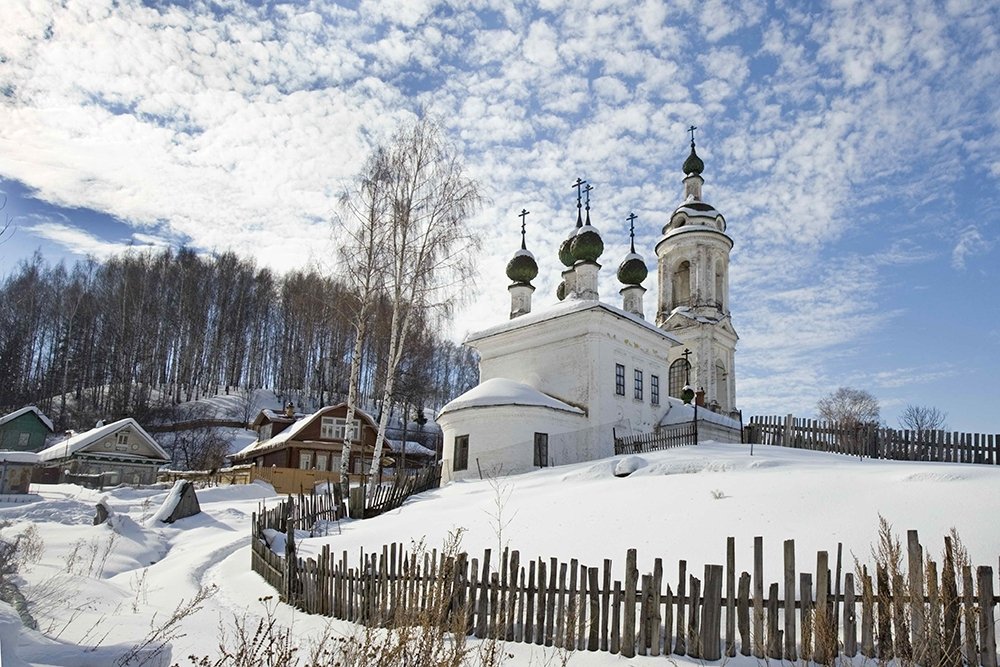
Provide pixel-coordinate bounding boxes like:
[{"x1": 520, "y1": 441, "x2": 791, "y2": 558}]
[
  {"x1": 454, "y1": 435, "x2": 469, "y2": 472},
  {"x1": 533, "y1": 432, "x2": 549, "y2": 467},
  {"x1": 615, "y1": 363, "x2": 626, "y2": 396},
  {"x1": 634, "y1": 369, "x2": 644, "y2": 401},
  {"x1": 321, "y1": 417, "x2": 360, "y2": 441},
  {"x1": 651, "y1": 374, "x2": 660, "y2": 406}
]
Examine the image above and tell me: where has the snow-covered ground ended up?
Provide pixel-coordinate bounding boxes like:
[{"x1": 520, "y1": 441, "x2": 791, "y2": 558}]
[{"x1": 2, "y1": 442, "x2": 999, "y2": 666}]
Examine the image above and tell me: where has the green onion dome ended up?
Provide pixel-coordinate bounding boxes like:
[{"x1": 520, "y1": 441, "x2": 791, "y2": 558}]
[
  {"x1": 556, "y1": 280, "x2": 567, "y2": 301},
  {"x1": 506, "y1": 248, "x2": 538, "y2": 284},
  {"x1": 617, "y1": 252, "x2": 648, "y2": 286},
  {"x1": 570, "y1": 224, "x2": 604, "y2": 263},
  {"x1": 683, "y1": 143, "x2": 704, "y2": 175},
  {"x1": 558, "y1": 235, "x2": 575, "y2": 267}
]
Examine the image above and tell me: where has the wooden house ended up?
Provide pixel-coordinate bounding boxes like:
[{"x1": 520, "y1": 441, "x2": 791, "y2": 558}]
[
  {"x1": 0, "y1": 451, "x2": 39, "y2": 494},
  {"x1": 35, "y1": 418, "x2": 170, "y2": 487},
  {"x1": 232, "y1": 403, "x2": 382, "y2": 475},
  {"x1": 0, "y1": 406, "x2": 54, "y2": 452}
]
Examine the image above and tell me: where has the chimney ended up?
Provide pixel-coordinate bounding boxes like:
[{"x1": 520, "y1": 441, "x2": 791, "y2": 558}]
[{"x1": 284, "y1": 402, "x2": 294, "y2": 418}]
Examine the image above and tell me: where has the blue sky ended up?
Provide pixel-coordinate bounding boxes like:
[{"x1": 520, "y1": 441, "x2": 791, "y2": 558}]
[{"x1": 1, "y1": 0, "x2": 998, "y2": 432}]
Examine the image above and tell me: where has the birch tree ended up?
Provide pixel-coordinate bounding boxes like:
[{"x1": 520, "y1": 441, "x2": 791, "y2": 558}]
[
  {"x1": 337, "y1": 146, "x2": 392, "y2": 501},
  {"x1": 366, "y1": 117, "x2": 482, "y2": 491}
]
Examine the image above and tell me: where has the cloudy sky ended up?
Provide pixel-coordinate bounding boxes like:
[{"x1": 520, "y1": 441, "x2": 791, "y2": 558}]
[{"x1": 1, "y1": 0, "x2": 998, "y2": 432}]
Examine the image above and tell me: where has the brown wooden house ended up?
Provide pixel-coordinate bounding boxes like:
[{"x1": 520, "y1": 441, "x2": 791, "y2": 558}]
[{"x1": 232, "y1": 404, "x2": 381, "y2": 474}]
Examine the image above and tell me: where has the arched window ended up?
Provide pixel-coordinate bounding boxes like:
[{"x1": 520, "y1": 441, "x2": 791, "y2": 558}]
[
  {"x1": 715, "y1": 361, "x2": 727, "y2": 406},
  {"x1": 669, "y1": 358, "x2": 690, "y2": 398},
  {"x1": 672, "y1": 261, "x2": 690, "y2": 309},
  {"x1": 714, "y1": 260, "x2": 724, "y2": 311}
]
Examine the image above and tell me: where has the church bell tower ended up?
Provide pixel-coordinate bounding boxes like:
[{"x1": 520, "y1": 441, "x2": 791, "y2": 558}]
[{"x1": 655, "y1": 130, "x2": 738, "y2": 413}]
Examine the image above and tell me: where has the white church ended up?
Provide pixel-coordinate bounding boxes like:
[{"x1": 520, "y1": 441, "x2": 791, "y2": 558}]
[{"x1": 438, "y1": 137, "x2": 741, "y2": 481}]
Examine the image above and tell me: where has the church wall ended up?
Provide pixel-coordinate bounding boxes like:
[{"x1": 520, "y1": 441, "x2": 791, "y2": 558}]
[{"x1": 439, "y1": 406, "x2": 590, "y2": 482}]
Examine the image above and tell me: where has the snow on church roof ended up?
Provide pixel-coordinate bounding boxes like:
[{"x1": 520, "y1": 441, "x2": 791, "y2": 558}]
[
  {"x1": 466, "y1": 298, "x2": 681, "y2": 345},
  {"x1": 438, "y1": 378, "x2": 585, "y2": 417}
]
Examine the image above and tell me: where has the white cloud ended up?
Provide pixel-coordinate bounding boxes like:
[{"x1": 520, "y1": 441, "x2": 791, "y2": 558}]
[{"x1": 952, "y1": 226, "x2": 992, "y2": 269}]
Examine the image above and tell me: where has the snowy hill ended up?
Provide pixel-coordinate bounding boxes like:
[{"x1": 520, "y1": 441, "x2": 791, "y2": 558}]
[{"x1": 1, "y1": 442, "x2": 998, "y2": 665}]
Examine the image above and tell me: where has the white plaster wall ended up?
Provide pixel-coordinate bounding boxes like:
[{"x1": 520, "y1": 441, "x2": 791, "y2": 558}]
[{"x1": 439, "y1": 405, "x2": 590, "y2": 482}]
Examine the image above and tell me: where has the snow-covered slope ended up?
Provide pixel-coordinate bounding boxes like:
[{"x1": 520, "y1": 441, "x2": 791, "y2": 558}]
[{"x1": 1, "y1": 442, "x2": 998, "y2": 665}]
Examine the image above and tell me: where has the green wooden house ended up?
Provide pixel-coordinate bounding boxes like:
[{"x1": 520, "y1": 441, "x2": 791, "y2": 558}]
[{"x1": 0, "y1": 406, "x2": 54, "y2": 452}]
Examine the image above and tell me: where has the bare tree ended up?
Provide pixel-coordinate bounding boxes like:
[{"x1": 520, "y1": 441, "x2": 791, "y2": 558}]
[
  {"x1": 0, "y1": 195, "x2": 14, "y2": 245},
  {"x1": 336, "y1": 146, "x2": 393, "y2": 502},
  {"x1": 817, "y1": 386, "x2": 880, "y2": 426},
  {"x1": 365, "y1": 116, "x2": 483, "y2": 491},
  {"x1": 898, "y1": 404, "x2": 947, "y2": 438}
]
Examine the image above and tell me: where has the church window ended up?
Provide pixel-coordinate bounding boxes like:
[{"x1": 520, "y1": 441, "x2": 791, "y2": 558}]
[
  {"x1": 715, "y1": 260, "x2": 724, "y2": 310},
  {"x1": 533, "y1": 433, "x2": 548, "y2": 467},
  {"x1": 615, "y1": 364, "x2": 625, "y2": 396},
  {"x1": 651, "y1": 375, "x2": 660, "y2": 405},
  {"x1": 672, "y1": 261, "x2": 691, "y2": 308},
  {"x1": 634, "y1": 369, "x2": 643, "y2": 400},
  {"x1": 715, "y1": 362, "x2": 727, "y2": 405},
  {"x1": 669, "y1": 359, "x2": 690, "y2": 398},
  {"x1": 454, "y1": 435, "x2": 469, "y2": 472}
]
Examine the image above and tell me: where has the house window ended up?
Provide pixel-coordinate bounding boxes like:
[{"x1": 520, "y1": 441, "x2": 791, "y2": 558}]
[
  {"x1": 634, "y1": 369, "x2": 643, "y2": 400},
  {"x1": 533, "y1": 433, "x2": 548, "y2": 467},
  {"x1": 259, "y1": 423, "x2": 272, "y2": 441},
  {"x1": 454, "y1": 435, "x2": 469, "y2": 472},
  {"x1": 321, "y1": 417, "x2": 360, "y2": 441},
  {"x1": 17, "y1": 433, "x2": 30, "y2": 448},
  {"x1": 615, "y1": 364, "x2": 625, "y2": 396},
  {"x1": 299, "y1": 452, "x2": 311, "y2": 469},
  {"x1": 315, "y1": 453, "x2": 328, "y2": 471},
  {"x1": 651, "y1": 375, "x2": 660, "y2": 406},
  {"x1": 669, "y1": 358, "x2": 690, "y2": 398},
  {"x1": 116, "y1": 431, "x2": 129, "y2": 445}
]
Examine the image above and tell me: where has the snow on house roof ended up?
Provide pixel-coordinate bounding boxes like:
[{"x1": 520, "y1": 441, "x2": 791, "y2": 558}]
[
  {"x1": 465, "y1": 298, "x2": 681, "y2": 345},
  {"x1": 438, "y1": 378, "x2": 585, "y2": 417},
  {"x1": 0, "y1": 450, "x2": 40, "y2": 464},
  {"x1": 387, "y1": 440, "x2": 436, "y2": 458},
  {"x1": 235, "y1": 403, "x2": 377, "y2": 458},
  {"x1": 36, "y1": 418, "x2": 169, "y2": 463},
  {"x1": 0, "y1": 406, "x2": 54, "y2": 432}
]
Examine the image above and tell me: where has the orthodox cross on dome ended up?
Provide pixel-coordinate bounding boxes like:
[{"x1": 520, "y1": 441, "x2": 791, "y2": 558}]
[
  {"x1": 626, "y1": 211, "x2": 637, "y2": 253},
  {"x1": 688, "y1": 125, "x2": 698, "y2": 146},
  {"x1": 682, "y1": 347, "x2": 692, "y2": 384},
  {"x1": 584, "y1": 183, "x2": 594, "y2": 225},
  {"x1": 572, "y1": 177, "x2": 587, "y2": 227},
  {"x1": 518, "y1": 208, "x2": 529, "y2": 250}
]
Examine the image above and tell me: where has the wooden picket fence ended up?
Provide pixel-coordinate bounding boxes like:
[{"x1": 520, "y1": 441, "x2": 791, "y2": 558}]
[
  {"x1": 349, "y1": 464, "x2": 443, "y2": 519},
  {"x1": 747, "y1": 415, "x2": 1000, "y2": 465},
  {"x1": 614, "y1": 421, "x2": 696, "y2": 455},
  {"x1": 250, "y1": 495, "x2": 1000, "y2": 664}
]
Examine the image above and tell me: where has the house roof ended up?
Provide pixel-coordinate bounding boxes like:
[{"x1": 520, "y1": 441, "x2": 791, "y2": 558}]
[
  {"x1": 234, "y1": 403, "x2": 378, "y2": 459},
  {"x1": 0, "y1": 406, "x2": 54, "y2": 432},
  {"x1": 36, "y1": 418, "x2": 169, "y2": 463},
  {"x1": 387, "y1": 440, "x2": 436, "y2": 458},
  {"x1": 438, "y1": 378, "x2": 585, "y2": 418},
  {"x1": 0, "y1": 450, "x2": 40, "y2": 464},
  {"x1": 465, "y1": 298, "x2": 681, "y2": 346}
]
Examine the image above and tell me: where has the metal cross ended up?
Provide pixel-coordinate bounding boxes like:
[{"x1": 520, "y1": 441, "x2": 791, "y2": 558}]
[
  {"x1": 572, "y1": 178, "x2": 586, "y2": 206},
  {"x1": 626, "y1": 212, "x2": 637, "y2": 252},
  {"x1": 572, "y1": 178, "x2": 587, "y2": 227},
  {"x1": 688, "y1": 125, "x2": 698, "y2": 145},
  {"x1": 518, "y1": 208, "x2": 529, "y2": 249},
  {"x1": 682, "y1": 348, "x2": 692, "y2": 384}
]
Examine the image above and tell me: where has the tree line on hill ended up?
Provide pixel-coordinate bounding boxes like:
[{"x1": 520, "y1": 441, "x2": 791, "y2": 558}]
[{"x1": 0, "y1": 247, "x2": 478, "y2": 432}]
